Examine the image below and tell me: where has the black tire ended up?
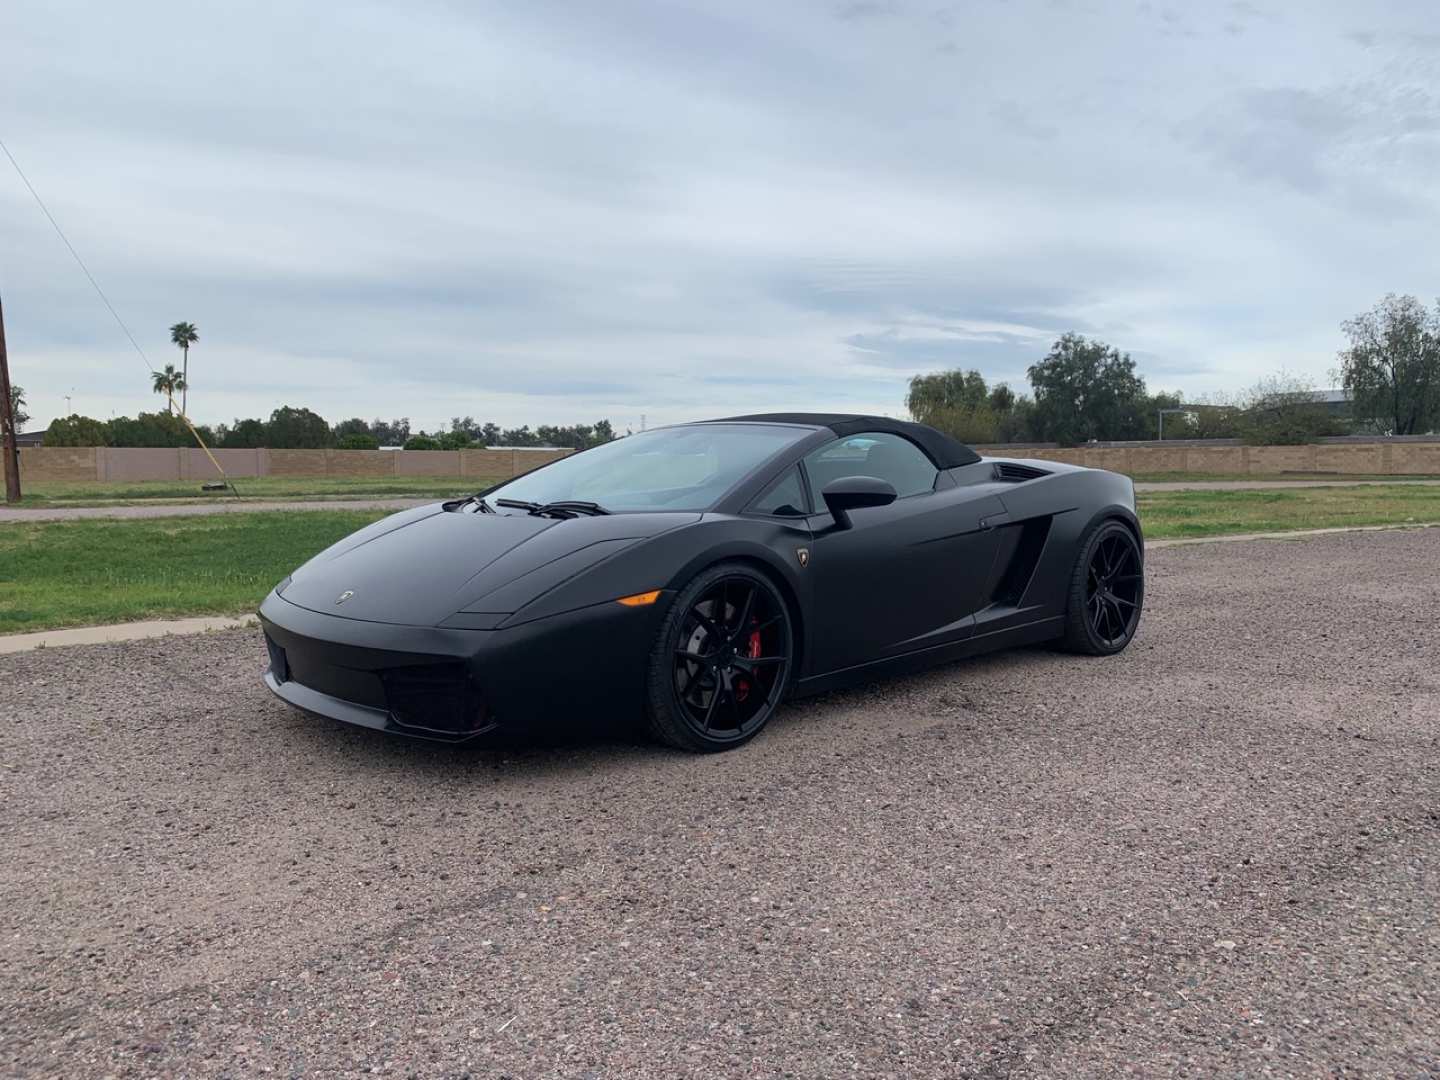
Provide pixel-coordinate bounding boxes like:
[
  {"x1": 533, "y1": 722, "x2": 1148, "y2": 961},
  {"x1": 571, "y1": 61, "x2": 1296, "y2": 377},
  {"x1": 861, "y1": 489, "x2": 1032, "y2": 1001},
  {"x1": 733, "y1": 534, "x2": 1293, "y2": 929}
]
[
  {"x1": 645, "y1": 562, "x2": 795, "y2": 752},
  {"x1": 1061, "y1": 519, "x2": 1144, "y2": 655}
]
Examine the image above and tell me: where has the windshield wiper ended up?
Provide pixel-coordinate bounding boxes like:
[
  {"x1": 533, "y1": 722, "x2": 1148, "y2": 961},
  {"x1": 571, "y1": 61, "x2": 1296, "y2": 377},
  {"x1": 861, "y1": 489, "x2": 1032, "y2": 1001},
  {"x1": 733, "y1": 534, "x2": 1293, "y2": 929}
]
[
  {"x1": 536, "y1": 500, "x2": 610, "y2": 517},
  {"x1": 446, "y1": 494, "x2": 496, "y2": 513},
  {"x1": 494, "y1": 498, "x2": 610, "y2": 519}
]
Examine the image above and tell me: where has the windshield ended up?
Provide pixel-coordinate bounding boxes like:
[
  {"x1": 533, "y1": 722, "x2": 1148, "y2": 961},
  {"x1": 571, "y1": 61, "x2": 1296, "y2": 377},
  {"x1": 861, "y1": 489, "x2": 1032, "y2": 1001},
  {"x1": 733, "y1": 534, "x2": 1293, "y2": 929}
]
[{"x1": 486, "y1": 424, "x2": 810, "y2": 513}]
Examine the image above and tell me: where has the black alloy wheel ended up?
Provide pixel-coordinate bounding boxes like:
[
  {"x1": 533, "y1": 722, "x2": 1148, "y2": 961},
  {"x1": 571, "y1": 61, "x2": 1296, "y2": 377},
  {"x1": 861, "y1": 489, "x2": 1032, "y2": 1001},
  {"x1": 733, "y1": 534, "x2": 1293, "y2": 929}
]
[
  {"x1": 646, "y1": 563, "x2": 794, "y2": 751},
  {"x1": 1062, "y1": 519, "x2": 1144, "y2": 655}
]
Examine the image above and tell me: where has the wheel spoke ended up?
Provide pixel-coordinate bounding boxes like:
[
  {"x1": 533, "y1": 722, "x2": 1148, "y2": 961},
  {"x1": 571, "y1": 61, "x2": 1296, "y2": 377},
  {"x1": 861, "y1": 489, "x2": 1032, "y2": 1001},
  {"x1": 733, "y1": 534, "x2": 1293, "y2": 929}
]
[
  {"x1": 700, "y1": 681, "x2": 722, "y2": 731},
  {"x1": 731, "y1": 586, "x2": 756, "y2": 639},
  {"x1": 675, "y1": 649, "x2": 714, "y2": 664},
  {"x1": 690, "y1": 609, "x2": 722, "y2": 639}
]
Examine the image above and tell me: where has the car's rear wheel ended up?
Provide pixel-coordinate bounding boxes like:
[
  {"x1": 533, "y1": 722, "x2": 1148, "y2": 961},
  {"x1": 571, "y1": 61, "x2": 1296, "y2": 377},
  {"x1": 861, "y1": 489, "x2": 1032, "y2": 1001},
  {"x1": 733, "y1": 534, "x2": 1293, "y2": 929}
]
[
  {"x1": 645, "y1": 563, "x2": 794, "y2": 752},
  {"x1": 1061, "y1": 519, "x2": 1144, "y2": 655}
]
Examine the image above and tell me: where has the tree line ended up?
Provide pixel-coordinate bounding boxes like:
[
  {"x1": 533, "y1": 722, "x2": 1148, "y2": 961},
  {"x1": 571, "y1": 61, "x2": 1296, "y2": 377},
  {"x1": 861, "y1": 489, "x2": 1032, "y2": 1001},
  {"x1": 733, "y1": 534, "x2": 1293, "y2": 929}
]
[
  {"x1": 43, "y1": 407, "x2": 620, "y2": 451},
  {"x1": 909, "y1": 294, "x2": 1440, "y2": 446}
]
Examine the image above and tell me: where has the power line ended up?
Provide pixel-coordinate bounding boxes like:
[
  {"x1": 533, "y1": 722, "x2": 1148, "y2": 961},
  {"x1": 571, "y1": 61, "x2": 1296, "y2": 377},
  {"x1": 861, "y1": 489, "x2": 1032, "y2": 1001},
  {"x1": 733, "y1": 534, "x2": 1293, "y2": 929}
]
[{"x1": 0, "y1": 137, "x2": 154, "y2": 374}]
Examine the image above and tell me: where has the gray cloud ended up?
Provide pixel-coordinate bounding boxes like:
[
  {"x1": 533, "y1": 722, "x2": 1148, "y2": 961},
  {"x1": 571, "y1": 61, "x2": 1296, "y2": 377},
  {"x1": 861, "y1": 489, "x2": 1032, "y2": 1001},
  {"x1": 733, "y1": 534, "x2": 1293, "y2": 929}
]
[{"x1": 2, "y1": 0, "x2": 1438, "y2": 432}]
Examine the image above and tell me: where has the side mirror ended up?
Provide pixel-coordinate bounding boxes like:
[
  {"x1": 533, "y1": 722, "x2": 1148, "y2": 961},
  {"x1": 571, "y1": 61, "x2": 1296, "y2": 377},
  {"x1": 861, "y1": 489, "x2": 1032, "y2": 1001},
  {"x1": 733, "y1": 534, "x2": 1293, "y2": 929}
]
[{"x1": 821, "y1": 475, "x2": 897, "y2": 529}]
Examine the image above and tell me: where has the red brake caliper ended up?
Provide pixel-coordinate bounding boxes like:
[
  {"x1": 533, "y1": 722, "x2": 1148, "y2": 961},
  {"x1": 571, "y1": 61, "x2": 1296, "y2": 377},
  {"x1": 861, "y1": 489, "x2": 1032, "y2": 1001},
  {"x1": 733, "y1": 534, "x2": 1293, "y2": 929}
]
[{"x1": 735, "y1": 620, "x2": 762, "y2": 702}]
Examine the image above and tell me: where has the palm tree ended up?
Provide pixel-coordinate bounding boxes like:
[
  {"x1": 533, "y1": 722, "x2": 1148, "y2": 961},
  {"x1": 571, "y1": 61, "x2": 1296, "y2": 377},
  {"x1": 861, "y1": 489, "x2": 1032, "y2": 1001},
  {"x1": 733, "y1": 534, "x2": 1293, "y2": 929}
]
[
  {"x1": 169, "y1": 322, "x2": 199, "y2": 416},
  {"x1": 151, "y1": 364, "x2": 187, "y2": 414}
]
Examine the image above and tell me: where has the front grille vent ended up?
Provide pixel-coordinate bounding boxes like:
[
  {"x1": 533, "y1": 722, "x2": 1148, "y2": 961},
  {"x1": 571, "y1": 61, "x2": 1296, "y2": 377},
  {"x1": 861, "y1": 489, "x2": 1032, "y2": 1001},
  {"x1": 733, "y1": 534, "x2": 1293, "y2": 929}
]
[
  {"x1": 380, "y1": 664, "x2": 492, "y2": 737},
  {"x1": 993, "y1": 461, "x2": 1052, "y2": 483},
  {"x1": 264, "y1": 634, "x2": 289, "y2": 683}
]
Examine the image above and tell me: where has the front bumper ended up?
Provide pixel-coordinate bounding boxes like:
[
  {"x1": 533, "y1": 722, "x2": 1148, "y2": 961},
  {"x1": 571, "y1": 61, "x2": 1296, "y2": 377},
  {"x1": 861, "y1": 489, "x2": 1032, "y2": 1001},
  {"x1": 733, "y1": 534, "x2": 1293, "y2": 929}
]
[{"x1": 258, "y1": 589, "x2": 665, "y2": 742}]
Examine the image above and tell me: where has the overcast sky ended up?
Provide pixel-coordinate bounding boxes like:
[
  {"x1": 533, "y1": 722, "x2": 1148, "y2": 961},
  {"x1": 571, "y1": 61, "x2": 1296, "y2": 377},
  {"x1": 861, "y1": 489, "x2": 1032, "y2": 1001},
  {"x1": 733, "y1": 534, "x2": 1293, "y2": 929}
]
[{"x1": 3, "y1": 1, "x2": 1438, "y2": 433}]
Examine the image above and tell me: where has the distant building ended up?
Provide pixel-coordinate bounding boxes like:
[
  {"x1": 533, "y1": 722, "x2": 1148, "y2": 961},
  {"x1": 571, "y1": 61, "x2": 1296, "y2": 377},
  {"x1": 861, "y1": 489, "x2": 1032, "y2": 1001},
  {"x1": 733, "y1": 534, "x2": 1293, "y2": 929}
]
[
  {"x1": 15, "y1": 430, "x2": 44, "y2": 448},
  {"x1": 1311, "y1": 389, "x2": 1352, "y2": 417}
]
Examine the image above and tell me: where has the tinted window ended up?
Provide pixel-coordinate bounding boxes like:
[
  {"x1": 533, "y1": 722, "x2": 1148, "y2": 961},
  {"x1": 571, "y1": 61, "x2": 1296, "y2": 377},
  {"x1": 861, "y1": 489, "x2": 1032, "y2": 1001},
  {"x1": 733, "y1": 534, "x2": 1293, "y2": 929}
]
[
  {"x1": 488, "y1": 423, "x2": 809, "y2": 513},
  {"x1": 803, "y1": 432, "x2": 938, "y2": 499},
  {"x1": 749, "y1": 466, "x2": 809, "y2": 517}
]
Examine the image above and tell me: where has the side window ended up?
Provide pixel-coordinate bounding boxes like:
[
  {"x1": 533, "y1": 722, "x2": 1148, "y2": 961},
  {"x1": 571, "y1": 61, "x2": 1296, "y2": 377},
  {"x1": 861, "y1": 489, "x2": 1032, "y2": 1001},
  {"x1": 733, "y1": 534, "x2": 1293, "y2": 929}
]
[
  {"x1": 803, "y1": 432, "x2": 938, "y2": 499},
  {"x1": 749, "y1": 466, "x2": 809, "y2": 517}
]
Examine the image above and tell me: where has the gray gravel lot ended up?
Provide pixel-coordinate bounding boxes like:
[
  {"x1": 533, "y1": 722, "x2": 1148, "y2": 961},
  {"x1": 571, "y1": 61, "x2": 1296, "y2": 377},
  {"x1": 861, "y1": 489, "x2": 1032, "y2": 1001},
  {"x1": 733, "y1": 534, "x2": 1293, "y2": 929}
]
[{"x1": 2, "y1": 529, "x2": 1438, "y2": 1078}]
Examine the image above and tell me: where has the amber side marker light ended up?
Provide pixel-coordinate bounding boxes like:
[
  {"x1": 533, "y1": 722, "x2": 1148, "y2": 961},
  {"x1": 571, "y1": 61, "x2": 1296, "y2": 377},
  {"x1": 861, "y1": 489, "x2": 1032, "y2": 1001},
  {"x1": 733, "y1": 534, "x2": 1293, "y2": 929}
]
[{"x1": 616, "y1": 589, "x2": 662, "y2": 607}]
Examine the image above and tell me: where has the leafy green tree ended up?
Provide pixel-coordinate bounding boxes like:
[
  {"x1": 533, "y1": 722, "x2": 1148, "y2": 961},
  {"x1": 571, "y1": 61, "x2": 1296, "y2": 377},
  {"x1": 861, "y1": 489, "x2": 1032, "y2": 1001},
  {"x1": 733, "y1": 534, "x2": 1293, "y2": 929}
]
[
  {"x1": 438, "y1": 430, "x2": 474, "y2": 450},
  {"x1": 1027, "y1": 334, "x2": 1149, "y2": 445},
  {"x1": 1177, "y1": 394, "x2": 1242, "y2": 440},
  {"x1": 906, "y1": 370, "x2": 1033, "y2": 445},
  {"x1": 221, "y1": 418, "x2": 267, "y2": 448},
  {"x1": 336, "y1": 432, "x2": 380, "y2": 450},
  {"x1": 920, "y1": 405, "x2": 1001, "y2": 444},
  {"x1": 150, "y1": 364, "x2": 187, "y2": 413},
  {"x1": 8, "y1": 385, "x2": 27, "y2": 430},
  {"x1": 169, "y1": 322, "x2": 199, "y2": 416},
  {"x1": 265, "y1": 406, "x2": 331, "y2": 448},
  {"x1": 986, "y1": 383, "x2": 1017, "y2": 416},
  {"x1": 1234, "y1": 373, "x2": 1347, "y2": 445},
  {"x1": 332, "y1": 417, "x2": 373, "y2": 443},
  {"x1": 370, "y1": 417, "x2": 412, "y2": 446},
  {"x1": 906, "y1": 369, "x2": 990, "y2": 423},
  {"x1": 994, "y1": 396, "x2": 1036, "y2": 443},
  {"x1": 1141, "y1": 391, "x2": 1187, "y2": 440},
  {"x1": 45, "y1": 414, "x2": 110, "y2": 446},
  {"x1": 107, "y1": 411, "x2": 193, "y2": 447},
  {"x1": 403, "y1": 434, "x2": 442, "y2": 450},
  {"x1": 1339, "y1": 294, "x2": 1440, "y2": 435}
]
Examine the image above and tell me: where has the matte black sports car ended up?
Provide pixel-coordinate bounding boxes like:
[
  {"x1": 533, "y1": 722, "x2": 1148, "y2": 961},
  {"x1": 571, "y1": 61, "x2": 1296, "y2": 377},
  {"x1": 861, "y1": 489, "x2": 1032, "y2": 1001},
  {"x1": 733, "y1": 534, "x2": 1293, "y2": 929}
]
[{"x1": 259, "y1": 414, "x2": 1143, "y2": 751}]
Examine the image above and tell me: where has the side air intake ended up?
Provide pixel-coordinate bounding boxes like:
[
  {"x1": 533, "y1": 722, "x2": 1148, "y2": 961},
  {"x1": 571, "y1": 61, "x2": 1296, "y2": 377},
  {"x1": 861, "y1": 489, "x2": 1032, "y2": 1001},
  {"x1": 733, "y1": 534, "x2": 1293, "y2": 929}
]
[{"x1": 993, "y1": 461, "x2": 1052, "y2": 483}]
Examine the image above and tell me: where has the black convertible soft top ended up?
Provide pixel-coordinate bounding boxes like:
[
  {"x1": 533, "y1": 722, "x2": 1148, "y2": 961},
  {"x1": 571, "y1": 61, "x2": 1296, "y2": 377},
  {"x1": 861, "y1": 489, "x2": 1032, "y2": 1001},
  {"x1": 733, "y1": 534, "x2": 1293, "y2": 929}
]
[{"x1": 709, "y1": 413, "x2": 982, "y2": 469}]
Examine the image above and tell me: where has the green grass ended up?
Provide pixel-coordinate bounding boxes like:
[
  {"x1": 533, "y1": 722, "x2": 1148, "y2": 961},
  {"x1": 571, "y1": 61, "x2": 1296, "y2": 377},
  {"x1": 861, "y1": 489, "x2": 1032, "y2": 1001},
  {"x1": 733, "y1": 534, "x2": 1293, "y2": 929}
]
[
  {"x1": 1138, "y1": 485, "x2": 1440, "y2": 539},
  {"x1": 4, "y1": 486, "x2": 1440, "y2": 634},
  {"x1": 1130, "y1": 472, "x2": 1440, "y2": 484},
  {"x1": 0, "y1": 511, "x2": 389, "y2": 633},
  {"x1": 13, "y1": 475, "x2": 495, "y2": 506}
]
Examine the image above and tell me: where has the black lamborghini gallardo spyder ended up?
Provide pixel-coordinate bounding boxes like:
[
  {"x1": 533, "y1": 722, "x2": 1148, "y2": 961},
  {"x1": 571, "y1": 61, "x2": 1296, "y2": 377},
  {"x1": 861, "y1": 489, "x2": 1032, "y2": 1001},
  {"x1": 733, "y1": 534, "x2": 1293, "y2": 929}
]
[{"x1": 260, "y1": 414, "x2": 1143, "y2": 751}]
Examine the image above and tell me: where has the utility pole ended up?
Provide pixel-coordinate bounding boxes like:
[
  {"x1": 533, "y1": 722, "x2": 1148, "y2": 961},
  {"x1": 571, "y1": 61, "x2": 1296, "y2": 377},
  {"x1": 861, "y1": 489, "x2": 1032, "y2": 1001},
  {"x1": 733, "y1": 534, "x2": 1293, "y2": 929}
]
[{"x1": 0, "y1": 292, "x2": 20, "y2": 502}]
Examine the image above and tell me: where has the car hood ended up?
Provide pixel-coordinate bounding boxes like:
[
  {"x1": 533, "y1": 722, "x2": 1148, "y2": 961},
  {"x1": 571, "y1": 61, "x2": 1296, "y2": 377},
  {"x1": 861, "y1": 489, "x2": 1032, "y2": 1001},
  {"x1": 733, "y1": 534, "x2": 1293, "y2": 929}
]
[{"x1": 277, "y1": 503, "x2": 699, "y2": 626}]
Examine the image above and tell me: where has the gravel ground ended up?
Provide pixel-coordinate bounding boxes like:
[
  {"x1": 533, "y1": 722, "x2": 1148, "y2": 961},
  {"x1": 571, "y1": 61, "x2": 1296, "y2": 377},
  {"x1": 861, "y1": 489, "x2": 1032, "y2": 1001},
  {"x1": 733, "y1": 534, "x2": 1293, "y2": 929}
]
[{"x1": 2, "y1": 529, "x2": 1437, "y2": 1078}]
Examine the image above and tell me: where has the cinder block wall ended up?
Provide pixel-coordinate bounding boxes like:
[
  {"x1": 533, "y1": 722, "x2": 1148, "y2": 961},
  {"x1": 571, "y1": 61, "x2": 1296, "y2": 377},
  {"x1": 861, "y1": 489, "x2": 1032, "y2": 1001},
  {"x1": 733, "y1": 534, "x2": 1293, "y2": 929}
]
[
  {"x1": 17, "y1": 446, "x2": 575, "y2": 485},
  {"x1": 972, "y1": 437, "x2": 1440, "y2": 476},
  {"x1": 17, "y1": 439, "x2": 1440, "y2": 485}
]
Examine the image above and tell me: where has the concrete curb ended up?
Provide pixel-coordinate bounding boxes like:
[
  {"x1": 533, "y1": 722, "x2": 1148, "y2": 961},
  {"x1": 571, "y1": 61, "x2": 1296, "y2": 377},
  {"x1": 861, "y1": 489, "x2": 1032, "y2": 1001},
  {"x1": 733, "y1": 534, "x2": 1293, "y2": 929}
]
[
  {"x1": 1146, "y1": 521, "x2": 1440, "y2": 549},
  {"x1": 0, "y1": 616, "x2": 257, "y2": 655}
]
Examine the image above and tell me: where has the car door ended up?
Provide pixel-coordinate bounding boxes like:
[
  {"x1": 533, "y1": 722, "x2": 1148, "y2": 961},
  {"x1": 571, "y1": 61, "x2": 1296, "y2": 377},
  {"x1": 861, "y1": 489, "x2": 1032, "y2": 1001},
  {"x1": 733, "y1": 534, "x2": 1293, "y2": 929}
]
[{"x1": 802, "y1": 433, "x2": 1007, "y2": 675}]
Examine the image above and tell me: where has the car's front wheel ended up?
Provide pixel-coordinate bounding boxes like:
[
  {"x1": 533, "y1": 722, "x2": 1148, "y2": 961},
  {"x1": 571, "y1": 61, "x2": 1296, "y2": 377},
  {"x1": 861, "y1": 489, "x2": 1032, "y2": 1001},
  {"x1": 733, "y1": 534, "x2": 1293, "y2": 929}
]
[
  {"x1": 645, "y1": 563, "x2": 794, "y2": 752},
  {"x1": 1061, "y1": 519, "x2": 1144, "y2": 655}
]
